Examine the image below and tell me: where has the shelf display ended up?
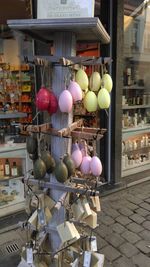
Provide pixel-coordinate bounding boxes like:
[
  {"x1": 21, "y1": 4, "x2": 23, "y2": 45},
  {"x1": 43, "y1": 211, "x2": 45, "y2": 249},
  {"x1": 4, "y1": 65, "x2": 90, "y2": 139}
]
[
  {"x1": 8, "y1": 16, "x2": 111, "y2": 267},
  {"x1": 0, "y1": 143, "x2": 32, "y2": 217},
  {"x1": 122, "y1": 84, "x2": 150, "y2": 177},
  {"x1": 122, "y1": 1, "x2": 150, "y2": 178},
  {"x1": 0, "y1": 64, "x2": 34, "y2": 124}
]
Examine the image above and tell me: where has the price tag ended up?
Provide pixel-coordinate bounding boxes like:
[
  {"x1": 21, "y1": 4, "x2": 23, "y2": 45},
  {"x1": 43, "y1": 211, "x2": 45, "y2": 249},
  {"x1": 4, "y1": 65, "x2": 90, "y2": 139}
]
[
  {"x1": 26, "y1": 247, "x2": 33, "y2": 264},
  {"x1": 90, "y1": 236, "x2": 97, "y2": 252},
  {"x1": 37, "y1": 208, "x2": 46, "y2": 226},
  {"x1": 83, "y1": 251, "x2": 91, "y2": 267},
  {"x1": 72, "y1": 258, "x2": 79, "y2": 267}
]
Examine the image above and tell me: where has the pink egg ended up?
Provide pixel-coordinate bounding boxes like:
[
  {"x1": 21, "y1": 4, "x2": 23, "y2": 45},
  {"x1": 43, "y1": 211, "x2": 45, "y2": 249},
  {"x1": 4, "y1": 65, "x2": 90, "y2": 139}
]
[
  {"x1": 80, "y1": 156, "x2": 91, "y2": 174},
  {"x1": 68, "y1": 80, "x2": 82, "y2": 103},
  {"x1": 71, "y1": 149, "x2": 83, "y2": 168},
  {"x1": 90, "y1": 156, "x2": 102, "y2": 176},
  {"x1": 58, "y1": 89, "x2": 73, "y2": 113}
]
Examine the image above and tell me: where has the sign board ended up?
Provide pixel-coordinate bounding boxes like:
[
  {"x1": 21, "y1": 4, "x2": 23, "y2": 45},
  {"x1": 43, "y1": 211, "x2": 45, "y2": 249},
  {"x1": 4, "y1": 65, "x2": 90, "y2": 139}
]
[{"x1": 37, "y1": 0, "x2": 95, "y2": 19}]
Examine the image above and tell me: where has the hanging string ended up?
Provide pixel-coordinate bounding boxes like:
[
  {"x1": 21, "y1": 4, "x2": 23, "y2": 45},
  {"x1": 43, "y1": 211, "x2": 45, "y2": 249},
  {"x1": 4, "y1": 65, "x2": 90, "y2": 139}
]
[{"x1": 40, "y1": 64, "x2": 46, "y2": 87}]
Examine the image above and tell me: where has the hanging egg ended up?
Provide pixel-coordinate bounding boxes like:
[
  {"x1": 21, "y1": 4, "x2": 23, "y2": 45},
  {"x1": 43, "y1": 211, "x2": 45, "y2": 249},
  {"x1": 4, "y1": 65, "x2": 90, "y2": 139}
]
[
  {"x1": 71, "y1": 143, "x2": 82, "y2": 168},
  {"x1": 58, "y1": 89, "x2": 73, "y2": 113},
  {"x1": 80, "y1": 155, "x2": 91, "y2": 175},
  {"x1": 84, "y1": 91, "x2": 98, "y2": 112},
  {"x1": 102, "y1": 73, "x2": 113, "y2": 93},
  {"x1": 97, "y1": 88, "x2": 110, "y2": 109},
  {"x1": 36, "y1": 87, "x2": 50, "y2": 111},
  {"x1": 47, "y1": 91, "x2": 58, "y2": 114},
  {"x1": 63, "y1": 153, "x2": 75, "y2": 177},
  {"x1": 54, "y1": 159, "x2": 68, "y2": 183},
  {"x1": 68, "y1": 80, "x2": 82, "y2": 103},
  {"x1": 75, "y1": 68, "x2": 89, "y2": 90},
  {"x1": 89, "y1": 71, "x2": 101, "y2": 92},
  {"x1": 90, "y1": 156, "x2": 102, "y2": 176}
]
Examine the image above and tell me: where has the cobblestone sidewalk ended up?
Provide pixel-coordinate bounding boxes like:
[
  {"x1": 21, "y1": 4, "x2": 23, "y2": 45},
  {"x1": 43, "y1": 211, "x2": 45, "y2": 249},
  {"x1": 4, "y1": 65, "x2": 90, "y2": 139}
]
[{"x1": 95, "y1": 181, "x2": 150, "y2": 267}]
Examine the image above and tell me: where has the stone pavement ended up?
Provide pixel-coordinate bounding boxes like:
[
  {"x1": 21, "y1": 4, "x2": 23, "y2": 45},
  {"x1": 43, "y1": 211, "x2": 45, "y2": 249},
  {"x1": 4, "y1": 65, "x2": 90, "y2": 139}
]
[{"x1": 95, "y1": 181, "x2": 150, "y2": 267}]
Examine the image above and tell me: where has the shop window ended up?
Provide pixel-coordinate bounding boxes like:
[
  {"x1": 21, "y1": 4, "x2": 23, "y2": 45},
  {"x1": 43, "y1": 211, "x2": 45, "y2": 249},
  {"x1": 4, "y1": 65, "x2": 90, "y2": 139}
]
[{"x1": 122, "y1": 1, "x2": 150, "y2": 179}]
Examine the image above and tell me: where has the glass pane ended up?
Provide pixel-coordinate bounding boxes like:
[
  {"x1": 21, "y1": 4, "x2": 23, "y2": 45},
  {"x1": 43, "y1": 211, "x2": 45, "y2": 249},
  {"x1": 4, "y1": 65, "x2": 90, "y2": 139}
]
[{"x1": 122, "y1": 1, "x2": 150, "y2": 178}]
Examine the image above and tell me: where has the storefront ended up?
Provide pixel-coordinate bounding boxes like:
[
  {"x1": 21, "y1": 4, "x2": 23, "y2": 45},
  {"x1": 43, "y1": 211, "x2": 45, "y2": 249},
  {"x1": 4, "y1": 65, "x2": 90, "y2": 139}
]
[
  {"x1": 1, "y1": 0, "x2": 150, "y2": 220},
  {"x1": 0, "y1": 0, "x2": 34, "y2": 217}
]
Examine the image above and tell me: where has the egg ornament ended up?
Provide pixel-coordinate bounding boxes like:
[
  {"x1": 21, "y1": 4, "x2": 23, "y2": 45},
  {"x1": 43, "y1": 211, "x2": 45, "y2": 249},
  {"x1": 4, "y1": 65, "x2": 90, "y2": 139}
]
[
  {"x1": 47, "y1": 91, "x2": 58, "y2": 114},
  {"x1": 90, "y1": 156, "x2": 102, "y2": 176},
  {"x1": 58, "y1": 89, "x2": 73, "y2": 113},
  {"x1": 102, "y1": 73, "x2": 113, "y2": 93},
  {"x1": 84, "y1": 91, "x2": 98, "y2": 112},
  {"x1": 71, "y1": 143, "x2": 83, "y2": 168},
  {"x1": 68, "y1": 80, "x2": 82, "y2": 103},
  {"x1": 75, "y1": 68, "x2": 89, "y2": 90},
  {"x1": 97, "y1": 87, "x2": 110, "y2": 109},
  {"x1": 89, "y1": 71, "x2": 101, "y2": 92},
  {"x1": 36, "y1": 87, "x2": 50, "y2": 111}
]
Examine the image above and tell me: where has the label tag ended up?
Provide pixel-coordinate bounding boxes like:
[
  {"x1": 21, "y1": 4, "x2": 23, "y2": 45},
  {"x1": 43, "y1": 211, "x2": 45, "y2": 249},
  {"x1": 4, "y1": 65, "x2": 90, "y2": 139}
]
[
  {"x1": 90, "y1": 236, "x2": 97, "y2": 252},
  {"x1": 83, "y1": 251, "x2": 91, "y2": 267},
  {"x1": 26, "y1": 247, "x2": 33, "y2": 264},
  {"x1": 37, "y1": 208, "x2": 46, "y2": 226},
  {"x1": 72, "y1": 258, "x2": 79, "y2": 267}
]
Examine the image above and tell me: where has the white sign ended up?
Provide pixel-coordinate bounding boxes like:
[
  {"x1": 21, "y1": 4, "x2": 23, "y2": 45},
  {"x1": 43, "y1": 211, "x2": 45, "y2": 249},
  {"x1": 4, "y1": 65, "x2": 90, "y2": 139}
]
[{"x1": 37, "y1": 0, "x2": 95, "y2": 19}]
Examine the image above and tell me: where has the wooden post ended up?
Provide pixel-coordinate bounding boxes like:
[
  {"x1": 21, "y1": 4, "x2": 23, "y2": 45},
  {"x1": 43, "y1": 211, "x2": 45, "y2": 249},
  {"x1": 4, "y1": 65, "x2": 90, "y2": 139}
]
[{"x1": 48, "y1": 32, "x2": 76, "y2": 257}]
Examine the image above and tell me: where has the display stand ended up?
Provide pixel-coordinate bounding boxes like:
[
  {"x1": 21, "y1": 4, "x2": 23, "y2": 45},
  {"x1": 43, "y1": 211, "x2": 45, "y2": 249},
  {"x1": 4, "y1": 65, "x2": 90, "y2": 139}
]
[{"x1": 8, "y1": 17, "x2": 110, "y2": 267}]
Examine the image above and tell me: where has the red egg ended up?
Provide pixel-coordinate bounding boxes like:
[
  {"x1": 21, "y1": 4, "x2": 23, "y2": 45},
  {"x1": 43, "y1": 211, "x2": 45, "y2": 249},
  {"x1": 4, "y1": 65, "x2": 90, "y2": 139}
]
[
  {"x1": 47, "y1": 91, "x2": 58, "y2": 114},
  {"x1": 36, "y1": 87, "x2": 50, "y2": 111}
]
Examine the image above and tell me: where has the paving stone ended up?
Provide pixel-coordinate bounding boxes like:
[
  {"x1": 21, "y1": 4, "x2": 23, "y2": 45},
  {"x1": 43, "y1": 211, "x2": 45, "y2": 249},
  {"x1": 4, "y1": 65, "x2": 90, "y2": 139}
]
[
  {"x1": 135, "y1": 208, "x2": 149, "y2": 217},
  {"x1": 139, "y1": 202, "x2": 150, "y2": 211},
  {"x1": 125, "y1": 201, "x2": 138, "y2": 210},
  {"x1": 129, "y1": 213, "x2": 145, "y2": 224},
  {"x1": 139, "y1": 229, "x2": 150, "y2": 241},
  {"x1": 136, "y1": 193, "x2": 150, "y2": 200},
  {"x1": 114, "y1": 256, "x2": 136, "y2": 267},
  {"x1": 104, "y1": 232, "x2": 125, "y2": 248},
  {"x1": 96, "y1": 235, "x2": 108, "y2": 249},
  {"x1": 101, "y1": 245, "x2": 121, "y2": 262},
  {"x1": 119, "y1": 242, "x2": 139, "y2": 258},
  {"x1": 135, "y1": 240, "x2": 150, "y2": 254},
  {"x1": 118, "y1": 207, "x2": 133, "y2": 217},
  {"x1": 146, "y1": 215, "x2": 150, "y2": 221},
  {"x1": 104, "y1": 208, "x2": 120, "y2": 218},
  {"x1": 99, "y1": 215, "x2": 115, "y2": 226},
  {"x1": 96, "y1": 224, "x2": 112, "y2": 238},
  {"x1": 142, "y1": 221, "x2": 150, "y2": 230},
  {"x1": 104, "y1": 260, "x2": 114, "y2": 267},
  {"x1": 111, "y1": 223, "x2": 125, "y2": 234},
  {"x1": 110, "y1": 200, "x2": 129, "y2": 210},
  {"x1": 132, "y1": 253, "x2": 150, "y2": 267},
  {"x1": 115, "y1": 215, "x2": 132, "y2": 226},
  {"x1": 144, "y1": 197, "x2": 150, "y2": 204},
  {"x1": 126, "y1": 222, "x2": 144, "y2": 233},
  {"x1": 121, "y1": 230, "x2": 141, "y2": 244},
  {"x1": 126, "y1": 194, "x2": 143, "y2": 205}
]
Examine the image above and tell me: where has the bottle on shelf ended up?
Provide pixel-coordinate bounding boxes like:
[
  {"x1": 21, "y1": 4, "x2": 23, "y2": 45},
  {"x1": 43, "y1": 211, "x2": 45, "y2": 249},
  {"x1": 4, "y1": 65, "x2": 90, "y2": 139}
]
[
  {"x1": 11, "y1": 161, "x2": 18, "y2": 177},
  {"x1": 4, "y1": 158, "x2": 10, "y2": 176},
  {"x1": 0, "y1": 160, "x2": 4, "y2": 178}
]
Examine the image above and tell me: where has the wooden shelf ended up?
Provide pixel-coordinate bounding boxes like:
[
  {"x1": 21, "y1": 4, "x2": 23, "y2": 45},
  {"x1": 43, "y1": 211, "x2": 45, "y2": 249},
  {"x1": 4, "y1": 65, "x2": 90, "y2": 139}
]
[
  {"x1": 123, "y1": 146, "x2": 150, "y2": 154},
  {"x1": 0, "y1": 112, "x2": 27, "y2": 119},
  {"x1": 122, "y1": 104, "x2": 150, "y2": 110},
  {"x1": 122, "y1": 125, "x2": 150, "y2": 139},
  {"x1": 0, "y1": 176, "x2": 23, "y2": 182},
  {"x1": 7, "y1": 17, "x2": 110, "y2": 44},
  {"x1": 122, "y1": 160, "x2": 150, "y2": 177},
  {"x1": 123, "y1": 85, "x2": 145, "y2": 90}
]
